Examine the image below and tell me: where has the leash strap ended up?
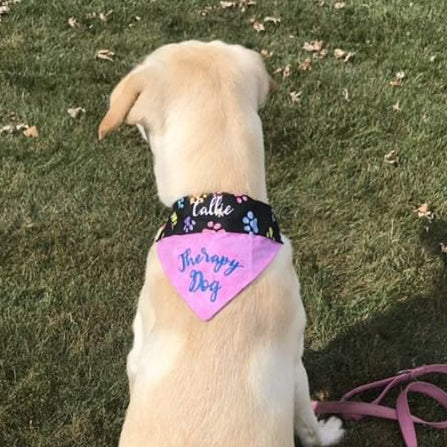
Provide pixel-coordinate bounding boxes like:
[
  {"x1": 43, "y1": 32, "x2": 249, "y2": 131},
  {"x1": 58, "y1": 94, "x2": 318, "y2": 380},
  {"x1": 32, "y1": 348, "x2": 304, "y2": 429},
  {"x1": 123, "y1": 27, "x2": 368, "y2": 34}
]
[{"x1": 312, "y1": 364, "x2": 447, "y2": 447}]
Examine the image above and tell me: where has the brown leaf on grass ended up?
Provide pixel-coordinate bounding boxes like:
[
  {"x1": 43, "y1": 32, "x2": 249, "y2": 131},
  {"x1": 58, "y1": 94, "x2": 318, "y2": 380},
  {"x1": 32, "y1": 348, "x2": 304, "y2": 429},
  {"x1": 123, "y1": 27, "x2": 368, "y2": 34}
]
[
  {"x1": 282, "y1": 64, "x2": 292, "y2": 78},
  {"x1": 334, "y1": 48, "x2": 354, "y2": 62},
  {"x1": 198, "y1": 6, "x2": 214, "y2": 16},
  {"x1": 415, "y1": 203, "x2": 434, "y2": 220},
  {"x1": 0, "y1": 124, "x2": 27, "y2": 135},
  {"x1": 303, "y1": 40, "x2": 327, "y2": 59},
  {"x1": 260, "y1": 49, "x2": 273, "y2": 58},
  {"x1": 99, "y1": 10, "x2": 113, "y2": 22},
  {"x1": 263, "y1": 16, "x2": 281, "y2": 24},
  {"x1": 220, "y1": 1, "x2": 255, "y2": 11},
  {"x1": 334, "y1": 2, "x2": 346, "y2": 9},
  {"x1": 67, "y1": 107, "x2": 86, "y2": 118},
  {"x1": 390, "y1": 71, "x2": 405, "y2": 87},
  {"x1": 289, "y1": 91, "x2": 302, "y2": 102},
  {"x1": 314, "y1": 48, "x2": 328, "y2": 59},
  {"x1": 392, "y1": 101, "x2": 401, "y2": 111},
  {"x1": 299, "y1": 58, "x2": 312, "y2": 71},
  {"x1": 249, "y1": 17, "x2": 265, "y2": 32},
  {"x1": 96, "y1": 49, "x2": 115, "y2": 62},
  {"x1": 384, "y1": 150, "x2": 399, "y2": 165},
  {"x1": 273, "y1": 65, "x2": 293, "y2": 78},
  {"x1": 240, "y1": 0, "x2": 256, "y2": 9},
  {"x1": 440, "y1": 243, "x2": 447, "y2": 254},
  {"x1": 23, "y1": 125, "x2": 39, "y2": 138},
  {"x1": 67, "y1": 17, "x2": 79, "y2": 28},
  {"x1": 303, "y1": 40, "x2": 323, "y2": 52},
  {"x1": 220, "y1": 1, "x2": 236, "y2": 8},
  {"x1": 0, "y1": 5, "x2": 10, "y2": 15}
]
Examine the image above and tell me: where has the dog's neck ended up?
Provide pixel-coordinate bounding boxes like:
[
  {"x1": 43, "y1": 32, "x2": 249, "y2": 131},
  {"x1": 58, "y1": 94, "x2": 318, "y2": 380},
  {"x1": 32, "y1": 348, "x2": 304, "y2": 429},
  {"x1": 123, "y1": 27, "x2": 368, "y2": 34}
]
[{"x1": 150, "y1": 108, "x2": 268, "y2": 207}]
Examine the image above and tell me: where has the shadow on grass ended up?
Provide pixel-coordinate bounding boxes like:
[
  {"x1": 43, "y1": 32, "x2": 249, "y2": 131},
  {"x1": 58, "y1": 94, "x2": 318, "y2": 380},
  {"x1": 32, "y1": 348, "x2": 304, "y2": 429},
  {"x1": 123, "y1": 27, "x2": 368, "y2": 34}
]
[{"x1": 302, "y1": 221, "x2": 447, "y2": 447}]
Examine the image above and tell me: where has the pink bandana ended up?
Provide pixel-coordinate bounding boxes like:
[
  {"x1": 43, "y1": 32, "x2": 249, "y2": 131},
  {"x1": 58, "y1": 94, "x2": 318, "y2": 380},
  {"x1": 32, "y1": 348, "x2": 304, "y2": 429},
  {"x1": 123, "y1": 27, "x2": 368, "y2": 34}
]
[{"x1": 156, "y1": 193, "x2": 282, "y2": 321}]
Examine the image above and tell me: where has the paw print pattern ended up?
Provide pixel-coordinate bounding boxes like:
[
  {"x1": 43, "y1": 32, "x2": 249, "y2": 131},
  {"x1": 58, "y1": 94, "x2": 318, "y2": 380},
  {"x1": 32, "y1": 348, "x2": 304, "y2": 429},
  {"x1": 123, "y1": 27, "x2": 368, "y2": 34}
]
[
  {"x1": 236, "y1": 195, "x2": 248, "y2": 204},
  {"x1": 183, "y1": 216, "x2": 196, "y2": 232},
  {"x1": 242, "y1": 211, "x2": 258, "y2": 234},
  {"x1": 189, "y1": 194, "x2": 208, "y2": 205},
  {"x1": 207, "y1": 221, "x2": 222, "y2": 231},
  {"x1": 170, "y1": 211, "x2": 178, "y2": 229}
]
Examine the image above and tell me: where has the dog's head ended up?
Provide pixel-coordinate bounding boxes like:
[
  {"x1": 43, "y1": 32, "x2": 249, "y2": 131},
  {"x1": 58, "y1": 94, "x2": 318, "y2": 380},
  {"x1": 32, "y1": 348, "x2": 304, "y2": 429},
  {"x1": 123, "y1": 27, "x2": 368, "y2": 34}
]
[{"x1": 98, "y1": 41, "x2": 275, "y2": 205}]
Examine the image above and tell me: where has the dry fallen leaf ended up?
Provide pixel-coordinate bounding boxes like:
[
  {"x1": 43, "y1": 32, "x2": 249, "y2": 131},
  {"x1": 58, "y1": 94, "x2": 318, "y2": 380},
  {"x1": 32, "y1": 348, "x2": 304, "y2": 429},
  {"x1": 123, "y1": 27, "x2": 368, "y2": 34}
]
[
  {"x1": 282, "y1": 64, "x2": 292, "y2": 78},
  {"x1": 249, "y1": 18, "x2": 265, "y2": 32},
  {"x1": 315, "y1": 48, "x2": 328, "y2": 59},
  {"x1": 239, "y1": 0, "x2": 256, "y2": 9},
  {"x1": 389, "y1": 71, "x2": 405, "y2": 87},
  {"x1": 384, "y1": 150, "x2": 399, "y2": 165},
  {"x1": 392, "y1": 101, "x2": 402, "y2": 111},
  {"x1": 334, "y1": 48, "x2": 354, "y2": 62},
  {"x1": 440, "y1": 243, "x2": 447, "y2": 254},
  {"x1": 67, "y1": 107, "x2": 86, "y2": 119},
  {"x1": 303, "y1": 40, "x2": 327, "y2": 58},
  {"x1": 23, "y1": 125, "x2": 39, "y2": 138},
  {"x1": 334, "y1": 2, "x2": 346, "y2": 9},
  {"x1": 98, "y1": 10, "x2": 113, "y2": 22},
  {"x1": 289, "y1": 91, "x2": 302, "y2": 102},
  {"x1": 334, "y1": 48, "x2": 346, "y2": 59},
  {"x1": 342, "y1": 88, "x2": 349, "y2": 101},
  {"x1": 0, "y1": 4, "x2": 10, "y2": 15},
  {"x1": 263, "y1": 16, "x2": 281, "y2": 24},
  {"x1": 220, "y1": 1, "x2": 255, "y2": 11},
  {"x1": 299, "y1": 58, "x2": 312, "y2": 71},
  {"x1": 1, "y1": 123, "x2": 28, "y2": 135},
  {"x1": 220, "y1": 1, "x2": 236, "y2": 8},
  {"x1": 260, "y1": 49, "x2": 273, "y2": 58},
  {"x1": 96, "y1": 49, "x2": 115, "y2": 62},
  {"x1": 416, "y1": 203, "x2": 434, "y2": 220},
  {"x1": 303, "y1": 40, "x2": 323, "y2": 52},
  {"x1": 67, "y1": 17, "x2": 79, "y2": 28},
  {"x1": 198, "y1": 6, "x2": 213, "y2": 16}
]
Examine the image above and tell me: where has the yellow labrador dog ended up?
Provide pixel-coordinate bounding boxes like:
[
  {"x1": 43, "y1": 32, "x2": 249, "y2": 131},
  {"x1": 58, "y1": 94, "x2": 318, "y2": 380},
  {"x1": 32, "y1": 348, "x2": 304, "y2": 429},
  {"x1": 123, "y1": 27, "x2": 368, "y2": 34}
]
[{"x1": 98, "y1": 40, "x2": 344, "y2": 447}]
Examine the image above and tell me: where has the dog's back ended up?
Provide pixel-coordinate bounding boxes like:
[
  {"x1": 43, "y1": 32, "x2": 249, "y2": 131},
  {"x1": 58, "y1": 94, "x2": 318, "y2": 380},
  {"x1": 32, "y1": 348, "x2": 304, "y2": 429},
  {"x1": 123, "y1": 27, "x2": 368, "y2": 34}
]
[{"x1": 119, "y1": 238, "x2": 304, "y2": 447}]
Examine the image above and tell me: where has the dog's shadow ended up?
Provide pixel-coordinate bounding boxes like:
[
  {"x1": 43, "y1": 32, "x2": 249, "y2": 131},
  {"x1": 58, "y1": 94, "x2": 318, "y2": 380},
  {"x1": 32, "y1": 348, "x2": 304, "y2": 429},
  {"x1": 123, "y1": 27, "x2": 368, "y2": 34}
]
[{"x1": 301, "y1": 220, "x2": 447, "y2": 447}]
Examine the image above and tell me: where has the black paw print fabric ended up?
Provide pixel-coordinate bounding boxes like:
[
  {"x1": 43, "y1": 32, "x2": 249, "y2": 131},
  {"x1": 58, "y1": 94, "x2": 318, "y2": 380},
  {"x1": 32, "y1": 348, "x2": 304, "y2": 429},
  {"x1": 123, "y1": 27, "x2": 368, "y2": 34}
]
[{"x1": 156, "y1": 193, "x2": 283, "y2": 244}]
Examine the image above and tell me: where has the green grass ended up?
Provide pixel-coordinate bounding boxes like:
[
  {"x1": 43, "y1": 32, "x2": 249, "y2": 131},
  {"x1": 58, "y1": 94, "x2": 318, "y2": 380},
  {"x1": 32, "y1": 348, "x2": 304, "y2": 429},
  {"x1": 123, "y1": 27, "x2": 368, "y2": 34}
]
[{"x1": 1, "y1": 0, "x2": 446, "y2": 446}]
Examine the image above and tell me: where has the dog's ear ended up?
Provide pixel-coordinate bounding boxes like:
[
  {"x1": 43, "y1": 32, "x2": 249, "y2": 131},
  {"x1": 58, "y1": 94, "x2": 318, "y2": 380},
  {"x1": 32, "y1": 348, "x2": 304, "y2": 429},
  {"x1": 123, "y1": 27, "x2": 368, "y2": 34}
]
[
  {"x1": 252, "y1": 53, "x2": 276, "y2": 107},
  {"x1": 98, "y1": 69, "x2": 148, "y2": 140}
]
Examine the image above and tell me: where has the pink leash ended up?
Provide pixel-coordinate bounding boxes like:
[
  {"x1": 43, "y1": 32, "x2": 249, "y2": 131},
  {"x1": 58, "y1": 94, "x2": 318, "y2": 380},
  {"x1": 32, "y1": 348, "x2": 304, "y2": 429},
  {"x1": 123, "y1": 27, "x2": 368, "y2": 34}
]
[{"x1": 312, "y1": 364, "x2": 447, "y2": 447}]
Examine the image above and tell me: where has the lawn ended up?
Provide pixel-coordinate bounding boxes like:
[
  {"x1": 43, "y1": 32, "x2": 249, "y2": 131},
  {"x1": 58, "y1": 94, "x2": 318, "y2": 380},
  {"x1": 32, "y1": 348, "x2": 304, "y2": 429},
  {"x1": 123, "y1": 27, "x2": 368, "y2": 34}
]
[{"x1": 1, "y1": 0, "x2": 446, "y2": 446}]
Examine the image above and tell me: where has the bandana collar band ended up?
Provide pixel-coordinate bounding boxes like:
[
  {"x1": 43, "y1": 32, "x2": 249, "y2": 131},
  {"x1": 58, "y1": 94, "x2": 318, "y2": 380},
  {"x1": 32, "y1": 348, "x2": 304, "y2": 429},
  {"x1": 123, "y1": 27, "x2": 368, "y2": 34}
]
[
  {"x1": 156, "y1": 193, "x2": 283, "y2": 321},
  {"x1": 156, "y1": 193, "x2": 282, "y2": 243}
]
